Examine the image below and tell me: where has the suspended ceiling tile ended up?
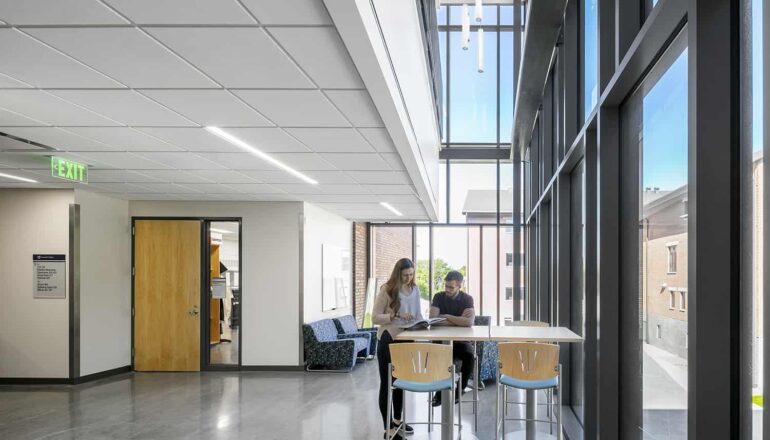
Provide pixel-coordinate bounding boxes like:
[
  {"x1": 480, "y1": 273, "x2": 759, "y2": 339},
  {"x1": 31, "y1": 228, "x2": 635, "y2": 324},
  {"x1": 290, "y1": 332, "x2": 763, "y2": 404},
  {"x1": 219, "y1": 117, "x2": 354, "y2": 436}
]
[
  {"x1": 0, "y1": 108, "x2": 46, "y2": 126},
  {"x1": 191, "y1": 170, "x2": 258, "y2": 184},
  {"x1": 319, "y1": 152, "x2": 390, "y2": 171},
  {"x1": 364, "y1": 184, "x2": 417, "y2": 195},
  {"x1": 49, "y1": 90, "x2": 195, "y2": 127},
  {"x1": 137, "y1": 182, "x2": 202, "y2": 194},
  {"x1": 62, "y1": 127, "x2": 183, "y2": 152},
  {"x1": 72, "y1": 151, "x2": 172, "y2": 169},
  {"x1": 224, "y1": 127, "x2": 310, "y2": 153},
  {"x1": 134, "y1": 127, "x2": 243, "y2": 153},
  {"x1": 269, "y1": 152, "x2": 336, "y2": 171},
  {"x1": 0, "y1": 151, "x2": 58, "y2": 169},
  {"x1": 87, "y1": 169, "x2": 163, "y2": 183},
  {"x1": 133, "y1": 152, "x2": 227, "y2": 170},
  {"x1": 233, "y1": 90, "x2": 349, "y2": 127},
  {"x1": 285, "y1": 128, "x2": 373, "y2": 153},
  {"x1": 225, "y1": 183, "x2": 284, "y2": 194},
  {"x1": 0, "y1": 72, "x2": 31, "y2": 88},
  {"x1": 0, "y1": 29, "x2": 122, "y2": 88},
  {"x1": 196, "y1": 152, "x2": 276, "y2": 170},
  {"x1": 269, "y1": 27, "x2": 363, "y2": 89},
  {"x1": 146, "y1": 27, "x2": 314, "y2": 88},
  {"x1": 357, "y1": 127, "x2": 397, "y2": 152},
  {"x1": 0, "y1": 90, "x2": 118, "y2": 126},
  {"x1": 325, "y1": 90, "x2": 383, "y2": 127},
  {"x1": 26, "y1": 28, "x2": 216, "y2": 88},
  {"x1": 381, "y1": 152, "x2": 406, "y2": 170},
  {"x1": 1, "y1": 127, "x2": 114, "y2": 151},
  {"x1": 105, "y1": 0, "x2": 255, "y2": 25},
  {"x1": 133, "y1": 169, "x2": 217, "y2": 183},
  {"x1": 0, "y1": 0, "x2": 127, "y2": 25},
  {"x1": 240, "y1": 0, "x2": 331, "y2": 25},
  {"x1": 139, "y1": 90, "x2": 272, "y2": 127},
  {"x1": 269, "y1": 183, "x2": 324, "y2": 195},
  {"x1": 346, "y1": 170, "x2": 411, "y2": 184},
  {"x1": 239, "y1": 169, "x2": 356, "y2": 185}
]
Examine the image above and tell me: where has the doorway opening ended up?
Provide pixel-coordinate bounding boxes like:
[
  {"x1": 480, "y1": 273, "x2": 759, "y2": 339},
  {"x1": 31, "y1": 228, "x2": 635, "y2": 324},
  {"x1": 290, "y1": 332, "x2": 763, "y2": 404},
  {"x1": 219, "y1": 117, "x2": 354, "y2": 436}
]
[{"x1": 206, "y1": 220, "x2": 241, "y2": 367}]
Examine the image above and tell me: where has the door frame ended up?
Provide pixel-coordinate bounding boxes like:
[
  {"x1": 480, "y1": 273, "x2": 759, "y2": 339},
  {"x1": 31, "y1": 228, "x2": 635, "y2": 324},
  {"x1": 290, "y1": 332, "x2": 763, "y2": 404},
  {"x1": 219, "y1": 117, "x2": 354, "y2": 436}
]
[{"x1": 131, "y1": 216, "x2": 243, "y2": 372}]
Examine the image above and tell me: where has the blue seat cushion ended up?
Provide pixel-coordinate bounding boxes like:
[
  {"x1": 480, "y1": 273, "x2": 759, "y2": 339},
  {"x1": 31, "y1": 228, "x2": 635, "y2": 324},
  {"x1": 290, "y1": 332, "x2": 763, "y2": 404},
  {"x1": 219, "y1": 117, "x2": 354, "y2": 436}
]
[
  {"x1": 500, "y1": 374, "x2": 558, "y2": 390},
  {"x1": 393, "y1": 378, "x2": 453, "y2": 393},
  {"x1": 351, "y1": 337, "x2": 368, "y2": 353}
]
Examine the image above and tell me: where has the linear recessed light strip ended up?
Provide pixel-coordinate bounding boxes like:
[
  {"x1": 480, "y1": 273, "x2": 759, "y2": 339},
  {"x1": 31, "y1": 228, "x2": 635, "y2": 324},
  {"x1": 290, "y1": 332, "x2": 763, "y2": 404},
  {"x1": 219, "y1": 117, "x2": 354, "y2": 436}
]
[
  {"x1": 210, "y1": 227, "x2": 233, "y2": 234},
  {"x1": 0, "y1": 172, "x2": 37, "y2": 183},
  {"x1": 205, "y1": 127, "x2": 318, "y2": 185},
  {"x1": 380, "y1": 202, "x2": 403, "y2": 216}
]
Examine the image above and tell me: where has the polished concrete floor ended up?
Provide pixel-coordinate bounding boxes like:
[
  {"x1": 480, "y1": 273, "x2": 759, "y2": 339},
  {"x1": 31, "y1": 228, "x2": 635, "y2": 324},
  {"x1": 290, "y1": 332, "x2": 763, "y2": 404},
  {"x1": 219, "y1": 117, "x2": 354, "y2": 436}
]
[
  {"x1": 0, "y1": 361, "x2": 562, "y2": 440},
  {"x1": 210, "y1": 327, "x2": 239, "y2": 365}
]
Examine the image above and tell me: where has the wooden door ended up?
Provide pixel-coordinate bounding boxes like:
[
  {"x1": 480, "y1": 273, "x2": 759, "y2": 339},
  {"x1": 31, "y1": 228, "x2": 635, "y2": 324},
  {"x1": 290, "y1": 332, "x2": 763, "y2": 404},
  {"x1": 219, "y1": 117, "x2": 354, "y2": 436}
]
[{"x1": 134, "y1": 220, "x2": 201, "y2": 371}]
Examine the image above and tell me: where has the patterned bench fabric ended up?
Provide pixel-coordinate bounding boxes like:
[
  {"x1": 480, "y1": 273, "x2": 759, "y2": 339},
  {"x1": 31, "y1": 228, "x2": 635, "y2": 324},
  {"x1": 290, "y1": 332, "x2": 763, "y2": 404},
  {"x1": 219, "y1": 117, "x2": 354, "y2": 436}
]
[
  {"x1": 303, "y1": 319, "x2": 367, "y2": 370},
  {"x1": 474, "y1": 316, "x2": 498, "y2": 382},
  {"x1": 333, "y1": 315, "x2": 377, "y2": 356}
]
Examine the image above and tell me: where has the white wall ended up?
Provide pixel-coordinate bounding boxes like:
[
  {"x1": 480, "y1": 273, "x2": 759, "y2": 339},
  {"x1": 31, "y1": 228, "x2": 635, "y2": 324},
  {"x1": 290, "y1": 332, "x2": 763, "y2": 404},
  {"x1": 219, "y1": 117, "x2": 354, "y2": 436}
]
[
  {"x1": 0, "y1": 189, "x2": 73, "y2": 378},
  {"x1": 75, "y1": 190, "x2": 131, "y2": 376},
  {"x1": 302, "y1": 203, "x2": 353, "y2": 323},
  {"x1": 129, "y1": 201, "x2": 303, "y2": 366}
]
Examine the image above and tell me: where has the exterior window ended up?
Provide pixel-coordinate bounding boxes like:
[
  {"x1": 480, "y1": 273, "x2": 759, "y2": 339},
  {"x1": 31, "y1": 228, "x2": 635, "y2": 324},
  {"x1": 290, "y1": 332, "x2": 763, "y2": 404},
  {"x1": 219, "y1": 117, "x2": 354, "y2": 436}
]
[
  {"x1": 667, "y1": 244, "x2": 678, "y2": 274},
  {"x1": 669, "y1": 290, "x2": 676, "y2": 310},
  {"x1": 679, "y1": 290, "x2": 687, "y2": 312},
  {"x1": 506, "y1": 252, "x2": 513, "y2": 266},
  {"x1": 505, "y1": 287, "x2": 513, "y2": 300}
]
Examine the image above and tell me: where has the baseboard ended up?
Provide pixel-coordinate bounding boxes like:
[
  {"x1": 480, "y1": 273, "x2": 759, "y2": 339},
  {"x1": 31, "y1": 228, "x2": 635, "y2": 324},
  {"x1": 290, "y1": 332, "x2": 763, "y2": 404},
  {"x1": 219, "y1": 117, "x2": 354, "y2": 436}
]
[
  {"x1": 0, "y1": 365, "x2": 132, "y2": 386},
  {"x1": 561, "y1": 405, "x2": 584, "y2": 440},
  {"x1": 0, "y1": 377, "x2": 70, "y2": 385},
  {"x1": 73, "y1": 365, "x2": 132, "y2": 385},
  {"x1": 240, "y1": 365, "x2": 305, "y2": 372}
]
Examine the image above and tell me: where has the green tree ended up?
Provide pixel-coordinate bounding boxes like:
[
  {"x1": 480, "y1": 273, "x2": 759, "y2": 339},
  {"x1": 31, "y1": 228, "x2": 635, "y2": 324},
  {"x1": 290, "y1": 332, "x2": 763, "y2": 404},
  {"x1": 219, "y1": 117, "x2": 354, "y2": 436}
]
[{"x1": 415, "y1": 259, "x2": 467, "y2": 300}]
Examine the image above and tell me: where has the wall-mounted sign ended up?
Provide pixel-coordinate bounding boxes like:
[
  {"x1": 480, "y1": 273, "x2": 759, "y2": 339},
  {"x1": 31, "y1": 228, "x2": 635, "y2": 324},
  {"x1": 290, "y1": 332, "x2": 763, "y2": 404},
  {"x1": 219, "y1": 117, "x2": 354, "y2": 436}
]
[
  {"x1": 33, "y1": 254, "x2": 66, "y2": 299},
  {"x1": 51, "y1": 156, "x2": 88, "y2": 183}
]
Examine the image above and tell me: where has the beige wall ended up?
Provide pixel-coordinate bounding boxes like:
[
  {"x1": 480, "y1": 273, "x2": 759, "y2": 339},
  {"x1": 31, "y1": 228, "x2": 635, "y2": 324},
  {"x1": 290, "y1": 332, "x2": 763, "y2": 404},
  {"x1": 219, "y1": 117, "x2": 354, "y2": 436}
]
[
  {"x1": 75, "y1": 190, "x2": 131, "y2": 376},
  {"x1": 129, "y1": 201, "x2": 304, "y2": 367},
  {"x1": 644, "y1": 231, "x2": 688, "y2": 322},
  {"x1": 0, "y1": 189, "x2": 73, "y2": 378},
  {"x1": 302, "y1": 202, "x2": 353, "y2": 323}
]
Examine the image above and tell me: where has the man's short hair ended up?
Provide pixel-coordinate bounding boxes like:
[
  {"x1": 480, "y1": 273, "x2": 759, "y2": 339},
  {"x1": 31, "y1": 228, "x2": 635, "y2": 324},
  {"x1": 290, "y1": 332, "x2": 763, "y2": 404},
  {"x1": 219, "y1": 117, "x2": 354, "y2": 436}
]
[{"x1": 444, "y1": 270, "x2": 464, "y2": 283}]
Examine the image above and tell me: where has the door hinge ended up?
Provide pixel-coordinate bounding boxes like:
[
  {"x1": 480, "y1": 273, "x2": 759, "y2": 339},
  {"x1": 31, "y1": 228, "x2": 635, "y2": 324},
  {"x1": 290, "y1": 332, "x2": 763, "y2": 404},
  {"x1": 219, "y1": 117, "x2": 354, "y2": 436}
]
[
  {"x1": 132, "y1": 267, "x2": 135, "y2": 276},
  {"x1": 132, "y1": 226, "x2": 135, "y2": 235},
  {"x1": 131, "y1": 347, "x2": 134, "y2": 357},
  {"x1": 132, "y1": 308, "x2": 135, "y2": 317}
]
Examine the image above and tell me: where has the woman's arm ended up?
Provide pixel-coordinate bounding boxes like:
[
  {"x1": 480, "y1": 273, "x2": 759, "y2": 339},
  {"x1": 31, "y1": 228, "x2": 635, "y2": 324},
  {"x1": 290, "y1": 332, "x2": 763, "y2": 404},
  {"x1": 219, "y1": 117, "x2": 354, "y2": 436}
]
[
  {"x1": 371, "y1": 288, "x2": 393, "y2": 325},
  {"x1": 413, "y1": 286, "x2": 425, "y2": 321}
]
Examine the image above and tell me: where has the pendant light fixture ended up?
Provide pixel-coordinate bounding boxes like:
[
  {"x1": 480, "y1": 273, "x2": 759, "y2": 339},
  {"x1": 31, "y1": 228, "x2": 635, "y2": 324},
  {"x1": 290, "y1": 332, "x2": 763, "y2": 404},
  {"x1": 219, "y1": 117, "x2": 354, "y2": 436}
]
[
  {"x1": 461, "y1": 4, "x2": 470, "y2": 50},
  {"x1": 477, "y1": 28, "x2": 484, "y2": 72}
]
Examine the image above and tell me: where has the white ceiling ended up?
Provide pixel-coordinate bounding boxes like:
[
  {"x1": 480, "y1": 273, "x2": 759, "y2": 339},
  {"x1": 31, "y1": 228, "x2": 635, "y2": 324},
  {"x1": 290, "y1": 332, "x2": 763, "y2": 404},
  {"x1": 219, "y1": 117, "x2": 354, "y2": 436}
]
[{"x1": 0, "y1": 0, "x2": 428, "y2": 221}]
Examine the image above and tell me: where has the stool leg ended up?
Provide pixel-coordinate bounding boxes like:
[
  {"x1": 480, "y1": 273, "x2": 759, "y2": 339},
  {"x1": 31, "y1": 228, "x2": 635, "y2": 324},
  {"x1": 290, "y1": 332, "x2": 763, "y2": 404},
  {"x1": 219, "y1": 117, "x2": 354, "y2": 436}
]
[
  {"x1": 428, "y1": 392, "x2": 433, "y2": 432},
  {"x1": 557, "y1": 365, "x2": 563, "y2": 440},
  {"x1": 387, "y1": 365, "x2": 393, "y2": 440},
  {"x1": 402, "y1": 390, "x2": 407, "y2": 435}
]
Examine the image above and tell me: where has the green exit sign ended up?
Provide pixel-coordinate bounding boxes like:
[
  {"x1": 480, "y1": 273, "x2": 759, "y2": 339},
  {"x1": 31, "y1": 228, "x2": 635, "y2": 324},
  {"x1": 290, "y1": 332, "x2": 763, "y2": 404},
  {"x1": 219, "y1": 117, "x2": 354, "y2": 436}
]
[{"x1": 51, "y1": 156, "x2": 88, "y2": 183}]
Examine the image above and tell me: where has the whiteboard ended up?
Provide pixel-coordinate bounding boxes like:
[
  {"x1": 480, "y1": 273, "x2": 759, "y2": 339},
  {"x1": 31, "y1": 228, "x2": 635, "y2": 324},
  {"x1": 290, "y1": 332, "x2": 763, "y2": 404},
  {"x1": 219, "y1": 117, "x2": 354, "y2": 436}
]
[{"x1": 322, "y1": 244, "x2": 351, "y2": 311}]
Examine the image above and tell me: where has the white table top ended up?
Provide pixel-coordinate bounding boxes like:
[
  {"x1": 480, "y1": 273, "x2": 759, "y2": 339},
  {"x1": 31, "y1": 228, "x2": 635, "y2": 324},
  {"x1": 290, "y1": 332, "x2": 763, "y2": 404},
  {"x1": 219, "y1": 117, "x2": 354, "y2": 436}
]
[
  {"x1": 489, "y1": 325, "x2": 583, "y2": 342},
  {"x1": 394, "y1": 325, "x2": 584, "y2": 343},
  {"x1": 395, "y1": 325, "x2": 491, "y2": 341}
]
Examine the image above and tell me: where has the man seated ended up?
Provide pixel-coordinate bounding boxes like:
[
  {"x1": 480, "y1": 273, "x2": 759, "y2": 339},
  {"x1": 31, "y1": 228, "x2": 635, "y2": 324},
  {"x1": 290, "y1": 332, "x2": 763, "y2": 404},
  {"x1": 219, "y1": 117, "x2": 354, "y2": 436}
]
[{"x1": 430, "y1": 270, "x2": 475, "y2": 407}]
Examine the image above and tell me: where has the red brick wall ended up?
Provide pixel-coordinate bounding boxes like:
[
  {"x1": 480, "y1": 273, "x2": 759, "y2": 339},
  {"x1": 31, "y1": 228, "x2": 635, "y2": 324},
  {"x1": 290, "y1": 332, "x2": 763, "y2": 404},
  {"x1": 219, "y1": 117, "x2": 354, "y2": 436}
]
[
  {"x1": 373, "y1": 226, "x2": 413, "y2": 287},
  {"x1": 352, "y1": 222, "x2": 369, "y2": 326}
]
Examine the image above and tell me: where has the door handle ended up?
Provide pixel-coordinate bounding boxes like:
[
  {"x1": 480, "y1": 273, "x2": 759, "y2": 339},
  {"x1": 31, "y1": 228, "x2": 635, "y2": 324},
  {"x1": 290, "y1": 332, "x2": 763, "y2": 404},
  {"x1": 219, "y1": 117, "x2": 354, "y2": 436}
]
[{"x1": 188, "y1": 305, "x2": 199, "y2": 316}]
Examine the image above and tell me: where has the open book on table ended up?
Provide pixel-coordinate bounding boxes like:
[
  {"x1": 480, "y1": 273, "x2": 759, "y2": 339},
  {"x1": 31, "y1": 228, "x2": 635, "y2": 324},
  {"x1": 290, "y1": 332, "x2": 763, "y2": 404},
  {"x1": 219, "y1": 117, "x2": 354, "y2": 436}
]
[{"x1": 397, "y1": 317, "x2": 446, "y2": 330}]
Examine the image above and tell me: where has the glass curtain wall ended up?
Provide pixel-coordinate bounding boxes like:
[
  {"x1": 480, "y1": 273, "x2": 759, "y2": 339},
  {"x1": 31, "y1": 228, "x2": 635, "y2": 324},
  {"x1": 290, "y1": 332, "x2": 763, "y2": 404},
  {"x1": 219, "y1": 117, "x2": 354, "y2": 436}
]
[
  {"x1": 621, "y1": 36, "x2": 688, "y2": 439},
  {"x1": 750, "y1": 0, "x2": 764, "y2": 435},
  {"x1": 370, "y1": 4, "x2": 521, "y2": 326}
]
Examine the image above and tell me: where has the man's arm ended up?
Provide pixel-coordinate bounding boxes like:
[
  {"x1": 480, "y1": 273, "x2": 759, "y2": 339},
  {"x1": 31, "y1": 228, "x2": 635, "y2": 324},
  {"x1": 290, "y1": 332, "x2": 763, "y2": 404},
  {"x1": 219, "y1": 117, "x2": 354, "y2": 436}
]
[
  {"x1": 430, "y1": 306, "x2": 441, "y2": 319},
  {"x1": 440, "y1": 308, "x2": 474, "y2": 327}
]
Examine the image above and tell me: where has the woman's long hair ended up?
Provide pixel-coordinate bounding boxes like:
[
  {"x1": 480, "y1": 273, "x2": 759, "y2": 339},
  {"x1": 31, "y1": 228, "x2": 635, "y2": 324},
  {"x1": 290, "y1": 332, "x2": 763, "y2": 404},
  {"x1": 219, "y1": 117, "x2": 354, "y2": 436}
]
[{"x1": 383, "y1": 258, "x2": 416, "y2": 318}]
